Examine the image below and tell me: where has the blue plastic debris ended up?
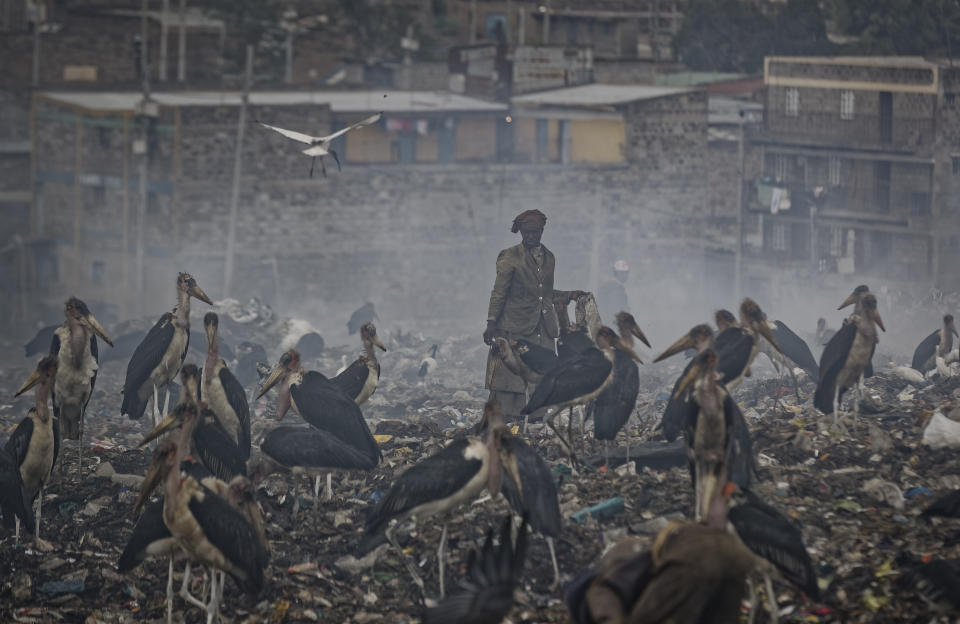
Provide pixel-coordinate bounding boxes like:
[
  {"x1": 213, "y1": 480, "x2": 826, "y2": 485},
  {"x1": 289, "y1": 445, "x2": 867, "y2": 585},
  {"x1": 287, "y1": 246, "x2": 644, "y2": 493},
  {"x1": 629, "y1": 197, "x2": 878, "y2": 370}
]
[
  {"x1": 570, "y1": 497, "x2": 625, "y2": 524},
  {"x1": 38, "y1": 579, "x2": 84, "y2": 597},
  {"x1": 904, "y1": 487, "x2": 933, "y2": 499},
  {"x1": 369, "y1": 490, "x2": 384, "y2": 503},
  {"x1": 656, "y1": 392, "x2": 671, "y2": 401}
]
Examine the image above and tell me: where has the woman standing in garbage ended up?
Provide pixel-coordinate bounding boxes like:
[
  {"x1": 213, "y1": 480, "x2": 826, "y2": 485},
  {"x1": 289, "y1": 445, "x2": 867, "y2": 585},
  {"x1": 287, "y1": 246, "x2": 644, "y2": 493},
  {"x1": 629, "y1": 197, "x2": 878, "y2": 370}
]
[{"x1": 483, "y1": 209, "x2": 588, "y2": 423}]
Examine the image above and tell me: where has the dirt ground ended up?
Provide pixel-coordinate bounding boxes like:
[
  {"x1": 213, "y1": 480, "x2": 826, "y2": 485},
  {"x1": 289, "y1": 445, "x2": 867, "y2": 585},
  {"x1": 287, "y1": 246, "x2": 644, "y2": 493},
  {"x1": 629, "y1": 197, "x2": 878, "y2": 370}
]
[{"x1": 1, "y1": 323, "x2": 958, "y2": 624}]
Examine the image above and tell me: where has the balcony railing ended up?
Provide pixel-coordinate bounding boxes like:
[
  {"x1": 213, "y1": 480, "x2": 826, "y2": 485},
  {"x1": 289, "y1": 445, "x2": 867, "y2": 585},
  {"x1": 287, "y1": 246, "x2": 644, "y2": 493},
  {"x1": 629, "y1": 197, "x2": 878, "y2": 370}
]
[{"x1": 759, "y1": 111, "x2": 935, "y2": 153}]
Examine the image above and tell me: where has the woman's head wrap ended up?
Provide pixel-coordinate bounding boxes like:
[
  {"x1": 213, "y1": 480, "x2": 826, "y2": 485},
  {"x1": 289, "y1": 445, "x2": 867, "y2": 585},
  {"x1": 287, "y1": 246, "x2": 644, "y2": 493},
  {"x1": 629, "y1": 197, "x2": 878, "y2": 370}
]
[{"x1": 511, "y1": 209, "x2": 547, "y2": 233}]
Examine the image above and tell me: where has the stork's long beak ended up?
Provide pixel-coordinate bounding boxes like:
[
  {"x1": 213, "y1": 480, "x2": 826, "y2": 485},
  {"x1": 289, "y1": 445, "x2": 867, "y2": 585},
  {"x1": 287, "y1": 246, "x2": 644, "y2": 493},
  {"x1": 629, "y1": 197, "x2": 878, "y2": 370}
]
[
  {"x1": 82, "y1": 313, "x2": 113, "y2": 347},
  {"x1": 655, "y1": 333, "x2": 696, "y2": 363},
  {"x1": 14, "y1": 369, "x2": 42, "y2": 397},
  {"x1": 615, "y1": 338, "x2": 642, "y2": 363},
  {"x1": 256, "y1": 365, "x2": 285, "y2": 400},
  {"x1": 873, "y1": 310, "x2": 886, "y2": 332},
  {"x1": 695, "y1": 470, "x2": 721, "y2": 524},
  {"x1": 755, "y1": 321, "x2": 782, "y2": 354},
  {"x1": 134, "y1": 458, "x2": 165, "y2": 514},
  {"x1": 630, "y1": 324, "x2": 652, "y2": 349},
  {"x1": 205, "y1": 322, "x2": 217, "y2": 349},
  {"x1": 838, "y1": 293, "x2": 858, "y2": 310},
  {"x1": 372, "y1": 335, "x2": 387, "y2": 351},
  {"x1": 486, "y1": 429, "x2": 504, "y2": 497},
  {"x1": 138, "y1": 412, "x2": 183, "y2": 448},
  {"x1": 189, "y1": 283, "x2": 213, "y2": 305},
  {"x1": 673, "y1": 362, "x2": 702, "y2": 399}
]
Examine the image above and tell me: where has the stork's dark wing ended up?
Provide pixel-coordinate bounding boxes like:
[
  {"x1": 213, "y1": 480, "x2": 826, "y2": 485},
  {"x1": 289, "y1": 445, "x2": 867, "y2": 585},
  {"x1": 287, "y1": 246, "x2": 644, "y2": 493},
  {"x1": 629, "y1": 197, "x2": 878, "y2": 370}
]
[
  {"x1": 500, "y1": 436, "x2": 560, "y2": 537},
  {"x1": 729, "y1": 489, "x2": 818, "y2": 598},
  {"x1": 515, "y1": 339, "x2": 560, "y2": 374},
  {"x1": 87, "y1": 334, "x2": 100, "y2": 405},
  {"x1": 0, "y1": 448, "x2": 34, "y2": 532},
  {"x1": 365, "y1": 438, "x2": 481, "y2": 535},
  {"x1": 591, "y1": 351, "x2": 639, "y2": 441},
  {"x1": 25, "y1": 325, "x2": 57, "y2": 357},
  {"x1": 117, "y1": 500, "x2": 173, "y2": 572},
  {"x1": 912, "y1": 330, "x2": 940, "y2": 371},
  {"x1": 813, "y1": 322, "x2": 857, "y2": 413},
  {"x1": 261, "y1": 426, "x2": 378, "y2": 470},
  {"x1": 122, "y1": 314, "x2": 177, "y2": 419},
  {"x1": 194, "y1": 417, "x2": 246, "y2": 482},
  {"x1": 558, "y1": 330, "x2": 595, "y2": 360},
  {"x1": 330, "y1": 359, "x2": 369, "y2": 402},
  {"x1": 523, "y1": 350, "x2": 611, "y2": 414},
  {"x1": 715, "y1": 329, "x2": 753, "y2": 384},
  {"x1": 772, "y1": 320, "x2": 819, "y2": 379},
  {"x1": 660, "y1": 357, "x2": 697, "y2": 442},
  {"x1": 3, "y1": 416, "x2": 34, "y2": 470},
  {"x1": 49, "y1": 330, "x2": 61, "y2": 357},
  {"x1": 425, "y1": 515, "x2": 527, "y2": 624},
  {"x1": 712, "y1": 327, "x2": 741, "y2": 353},
  {"x1": 922, "y1": 489, "x2": 960, "y2": 519},
  {"x1": 291, "y1": 376, "x2": 380, "y2": 463},
  {"x1": 189, "y1": 486, "x2": 264, "y2": 594},
  {"x1": 219, "y1": 367, "x2": 251, "y2": 458},
  {"x1": 724, "y1": 393, "x2": 756, "y2": 489},
  {"x1": 899, "y1": 559, "x2": 960, "y2": 613}
]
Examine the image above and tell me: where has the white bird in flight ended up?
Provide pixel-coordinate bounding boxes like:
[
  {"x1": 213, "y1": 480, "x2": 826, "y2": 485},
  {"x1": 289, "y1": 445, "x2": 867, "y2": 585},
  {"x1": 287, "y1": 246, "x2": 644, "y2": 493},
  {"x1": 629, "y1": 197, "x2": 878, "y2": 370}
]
[{"x1": 256, "y1": 111, "x2": 383, "y2": 177}]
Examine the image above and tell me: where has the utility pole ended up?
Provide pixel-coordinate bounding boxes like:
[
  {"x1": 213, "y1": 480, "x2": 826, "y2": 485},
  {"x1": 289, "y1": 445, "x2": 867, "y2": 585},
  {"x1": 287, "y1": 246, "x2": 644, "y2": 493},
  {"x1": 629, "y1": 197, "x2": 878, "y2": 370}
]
[
  {"x1": 734, "y1": 119, "x2": 745, "y2": 303},
  {"x1": 159, "y1": 0, "x2": 168, "y2": 80},
  {"x1": 223, "y1": 44, "x2": 253, "y2": 298},
  {"x1": 177, "y1": 0, "x2": 186, "y2": 81},
  {"x1": 135, "y1": 0, "x2": 152, "y2": 299},
  {"x1": 469, "y1": 0, "x2": 477, "y2": 44}
]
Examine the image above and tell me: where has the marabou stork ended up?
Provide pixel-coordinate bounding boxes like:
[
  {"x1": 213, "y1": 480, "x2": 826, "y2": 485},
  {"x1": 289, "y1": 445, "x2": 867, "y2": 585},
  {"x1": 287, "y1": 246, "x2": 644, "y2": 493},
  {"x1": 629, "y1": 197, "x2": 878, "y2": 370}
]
[
  {"x1": 654, "y1": 323, "x2": 714, "y2": 443},
  {"x1": 673, "y1": 349, "x2": 756, "y2": 521},
  {"x1": 478, "y1": 401, "x2": 562, "y2": 588},
  {"x1": 514, "y1": 338, "x2": 560, "y2": 374},
  {"x1": 247, "y1": 425, "x2": 378, "y2": 506},
  {"x1": 257, "y1": 112, "x2": 383, "y2": 177},
  {"x1": 257, "y1": 350, "x2": 381, "y2": 498},
  {"x1": 912, "y1": 314, "x2": 958, "y2": 375},
  {"x1": 330, "y1": 322, "x2": 386, "y2": 404},
  {"x1": 491, "y1": 337, "x2": 543, "y2": 385},
  {"x1": 522, "y1": 326, "x2": 641, "y2": 460},
  {"x1": 49, "y1": 297, "x2": 113, "y2": 472},
  {"x1": 587, "y1": 312, "x2": 649, "y2": 469},
  {"x1": 0, "y1": 446, "x2": 35, "y2": 535},
  {"x1": 838, "y1": 284, "x2": 876, "y2": 379},
  {"x1": 424, "y1": 514, "x2": 528, "y2": 624},
  {"x1": 713, "y1": 299, "x2": 782, "y2": 390},
  {"x1": 898, "y1": 557, "x2": 960, "y2": 616},
  {"x1": 121, "y1": 272, "x2": 212, "y2": 423},
  {"x1": 202, "y1": 313, "x2": 251, "y2": 459},
  {"x1": 754, "y1": 316, "x2": 819, "y2": 403},
  {"x1": 565, "y1": 484, "x2": 758, "y2": 624},
  {"x1": 363, "y1": 401, "x2": 515, "y2": 598},
  {"x1": 9, "y1": 356, "x2": 59, "y2": 539},
  {"x1": 815, "y1": 293, "x2": 884, "y2": 423},
  {"x1": 418, "y1": 344, "x2": 438, "y2": 385},
  {"x1": 727, "y1": 485, "x2": 820, "y2": 624},
  {"x1": 146, "y1": 430, "x2": 265, "y2": 623},
  {"x1": 347, "y1": 301, "x2": 378, "y2": 335},
  {"x1": 139, "y1": 367, "x2": 247, "y2": 484}
]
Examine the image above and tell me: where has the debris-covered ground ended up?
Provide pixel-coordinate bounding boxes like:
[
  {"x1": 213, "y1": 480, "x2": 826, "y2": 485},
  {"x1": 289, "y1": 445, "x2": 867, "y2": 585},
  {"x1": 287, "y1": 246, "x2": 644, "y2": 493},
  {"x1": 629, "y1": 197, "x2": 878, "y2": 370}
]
[{"x1": 1, "y1": 306, "x2": 959, "y2": 623}]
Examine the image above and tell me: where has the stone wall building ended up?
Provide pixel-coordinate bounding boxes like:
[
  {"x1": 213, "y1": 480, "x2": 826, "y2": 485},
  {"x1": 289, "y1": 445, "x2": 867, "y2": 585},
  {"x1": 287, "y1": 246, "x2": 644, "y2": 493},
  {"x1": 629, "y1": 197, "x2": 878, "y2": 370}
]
[
  {"x1": 742, "y1": 56, "x2": 960, "y2": 303},
  {"x1": 18, "y1": 85, "x2": 712, "y2": 336}
]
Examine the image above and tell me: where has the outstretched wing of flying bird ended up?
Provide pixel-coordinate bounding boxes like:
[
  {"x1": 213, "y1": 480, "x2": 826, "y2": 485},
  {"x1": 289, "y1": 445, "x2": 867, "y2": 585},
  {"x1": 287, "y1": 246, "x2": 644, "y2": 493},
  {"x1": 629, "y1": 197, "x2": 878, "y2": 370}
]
[{"x1": 256, "y1": 121, "x2": 319, "y2": 145}]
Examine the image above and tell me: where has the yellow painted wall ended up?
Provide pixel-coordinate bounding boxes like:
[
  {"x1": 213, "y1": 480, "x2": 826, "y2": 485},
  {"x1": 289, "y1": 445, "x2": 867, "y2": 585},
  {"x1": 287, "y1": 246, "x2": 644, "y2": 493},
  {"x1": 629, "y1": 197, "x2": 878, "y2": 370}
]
[
  {"x1": 416, "y1": 130, "x2": 438, "y2": 162},
  {"x1": 570, "y1": 120, "x2": 625, "y2": 163},
  {"x1": 346, "y1": 125, "x2": 394, "y2": 163},
  {"x1": 455, "y1": 117, "x2": 497, "y2": 161}
]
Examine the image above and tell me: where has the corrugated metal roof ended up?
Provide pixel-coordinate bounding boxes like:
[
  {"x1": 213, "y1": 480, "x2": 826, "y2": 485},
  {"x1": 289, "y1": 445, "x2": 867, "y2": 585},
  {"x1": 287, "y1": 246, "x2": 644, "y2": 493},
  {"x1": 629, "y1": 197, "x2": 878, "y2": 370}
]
[
  {"x1": 655, "y1": 72, "x2": 748, "y2": 87},
  {"x1": 511, "y1": 84, "x2": 692, "y2": 108},
  {"x1": 38, "y1": 90, "x2": 508, "y2": 113}
]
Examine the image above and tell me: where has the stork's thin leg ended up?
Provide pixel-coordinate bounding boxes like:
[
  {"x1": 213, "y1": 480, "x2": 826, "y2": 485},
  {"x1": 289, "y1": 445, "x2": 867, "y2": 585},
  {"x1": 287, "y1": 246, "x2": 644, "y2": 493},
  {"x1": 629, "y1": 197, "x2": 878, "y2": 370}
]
[
  {"x1": 324, "y1": 473, "x2": 333, "y2": 502},
  {"x1": 522, "y1": 412, "x2": 528, "y2": 435},
  {"x1": 77, "y1": 408, "x2": 84, "y2": 474},
  {"x1": 180, "y1": 561, "x2": 207, "y2": 612},
  {"x1": 386, "y1": 524, "x2": 425, "y2": 595},
  {"x1": 162, "y1": 389, "x2": 171, "y2": 421},
  {"x1": 14, "y1": 516, "x2": 19, "y2": 543},
  {"x1": 746, "y1": 578, "x2": 757, "y2": 624},
  {"x1": 204, "y1": 566, "x2": 220, "y2": 624},
  {"x1": 854, "y1": 375, "x2": 862, "y2": 420},
  {"x1": 788, "y1": 366, "x2": 801, "y2": 403},
  {"x1": 313, "y1": 475, "x2": 321, "y2": 500},
  {"x1": 438, "y1": 522, "x2": 448, "y2": 599},
  {"x1": 764, "y1": 573, "x2": 780, "y2": 624},
  {"x1": 166, "y1": 555, "x2": 174, "y2": 624},
  {"x1": 546, "y1": 410, "x2": 577, "y2": 462},
  {"x1": 153, "y1": 384, "x2": 160, "y2": 428},
  {"x1": 604, "y1": 441, "x2": 610, "y2": 474},
  {"x1": 546, "y1": 536, "x2": 560, "y2": 590},
  {"x1": 34, "y1": 485, "x2": 42, "y2": 537},
  {"x1": 579, "y1": 406, "x2": 586, "y2": 451}
]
